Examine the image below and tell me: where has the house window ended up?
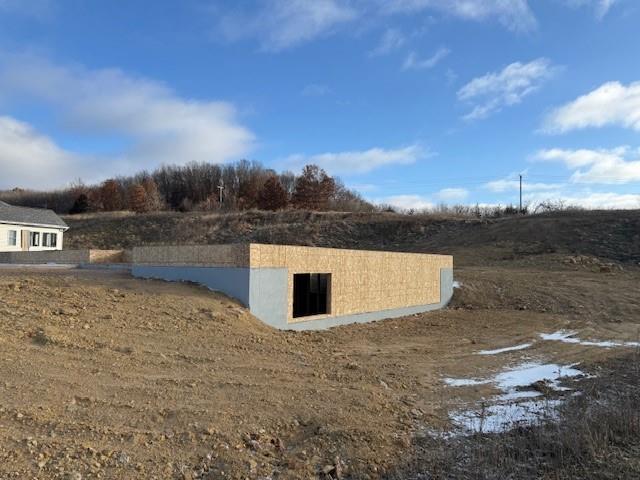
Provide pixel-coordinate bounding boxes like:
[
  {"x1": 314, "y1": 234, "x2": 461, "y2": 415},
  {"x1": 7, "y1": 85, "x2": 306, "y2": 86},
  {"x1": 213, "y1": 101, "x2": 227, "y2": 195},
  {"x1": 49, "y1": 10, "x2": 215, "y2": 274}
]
[
  {"x1": 30, "y1": 231, "x2": 40, "y2": 247},
  {"x1": 43, "y1": 233, "x2": 50, "y2": 247},
  {"x1": 293, "y1": 273, "x2": 330, "y2": 318},
  {"x1": 8, "y1": 230, "x2": 17, "y2": 246},
  {"x1": 51, "y1": 233, "x2": 57, "y2": 248}
]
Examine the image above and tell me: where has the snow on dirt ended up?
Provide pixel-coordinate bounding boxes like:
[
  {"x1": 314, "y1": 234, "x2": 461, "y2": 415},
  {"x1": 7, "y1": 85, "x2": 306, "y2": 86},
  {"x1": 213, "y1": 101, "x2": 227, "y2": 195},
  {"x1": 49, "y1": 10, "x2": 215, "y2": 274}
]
[
  {"x1": 444, "y1": 378, "x2": 490, "y2": 387},
  {"x1": 541, "y1": 331, "x2": 640, "y2": 349},
  {"x1": 446, "y1": 362, "x2": 585, "y2": 433},
  {"x1": 477, "y1": 343, "x2": 532, "y2": 355}
]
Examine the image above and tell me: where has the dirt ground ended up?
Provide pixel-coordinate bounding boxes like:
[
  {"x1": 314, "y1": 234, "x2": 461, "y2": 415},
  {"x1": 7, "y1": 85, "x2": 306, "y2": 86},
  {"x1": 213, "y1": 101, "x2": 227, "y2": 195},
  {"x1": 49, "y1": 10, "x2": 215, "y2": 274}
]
[{"x1": 1, "y1": 253, "x2": 639, "y2": 479}]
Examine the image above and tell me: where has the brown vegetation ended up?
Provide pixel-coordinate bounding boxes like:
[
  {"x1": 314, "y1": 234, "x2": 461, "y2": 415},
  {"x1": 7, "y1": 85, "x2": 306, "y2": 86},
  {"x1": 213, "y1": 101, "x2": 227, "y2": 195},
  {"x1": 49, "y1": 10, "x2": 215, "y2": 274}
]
[
  {"x1": 63, "y1": 208, "x2": 640, "y2": 266},
  {"x1": 0, "y1": 160, "x2": 372, "y2": 215},
  {"x1": 387, "y1": 353, "x2": 640, "y2": 480},
  {"x1": 257, "y1": 175, "x2": 289, "y2": 211}
]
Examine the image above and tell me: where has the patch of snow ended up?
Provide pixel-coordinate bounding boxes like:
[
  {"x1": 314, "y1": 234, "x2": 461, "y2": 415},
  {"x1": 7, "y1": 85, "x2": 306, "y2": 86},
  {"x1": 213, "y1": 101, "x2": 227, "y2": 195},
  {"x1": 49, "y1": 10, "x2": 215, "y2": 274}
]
[
  {"x1": 451, "y1": 399, "x2": 562, "y2": 433},
  {"x1": 444, "y1": 378, "x2": 489, "y2": 387},
  {"x1": 445, "y1": 362, "x2": 585, "y2": 434},
  {"x1": 452, "y1": 281, "x2": 462, "y2": 288},
  {"x1": 498, "y1": 390, "x2": 542, "y2": 401},
  {"x1": 493, "y1": 362, "x2": 582, "y2": 393},
  {"x1": 540, "y1": 330, "x2": 640, "y2": 349},
  {"x1": 477, "y1": 343, "x2": 532, "y2": 355}
]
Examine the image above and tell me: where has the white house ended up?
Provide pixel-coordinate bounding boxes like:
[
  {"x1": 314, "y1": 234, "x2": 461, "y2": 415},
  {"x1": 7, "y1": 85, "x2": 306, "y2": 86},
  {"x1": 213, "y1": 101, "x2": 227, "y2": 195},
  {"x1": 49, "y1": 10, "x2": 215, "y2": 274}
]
[{"x1": 0, "y1": 201, "x2": 69, "y2": 252}]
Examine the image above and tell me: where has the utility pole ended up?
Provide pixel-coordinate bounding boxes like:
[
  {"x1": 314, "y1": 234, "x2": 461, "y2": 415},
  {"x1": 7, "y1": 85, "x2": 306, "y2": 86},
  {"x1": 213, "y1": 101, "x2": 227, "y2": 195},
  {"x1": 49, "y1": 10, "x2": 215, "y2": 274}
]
[
  {"x1": 217, "y1": 180, "x2": 224, "y2": 204},
  {"x1": 519, "y1": 174, "x2": 523, "y2": 214}
]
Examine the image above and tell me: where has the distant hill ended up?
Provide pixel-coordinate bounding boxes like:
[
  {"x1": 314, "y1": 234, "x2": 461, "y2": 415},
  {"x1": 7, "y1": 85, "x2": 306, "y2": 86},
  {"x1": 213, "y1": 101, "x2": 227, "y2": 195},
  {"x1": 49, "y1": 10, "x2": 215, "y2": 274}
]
[{"x1": 63, "y1": 209, "x2": 640, "y2": 266}]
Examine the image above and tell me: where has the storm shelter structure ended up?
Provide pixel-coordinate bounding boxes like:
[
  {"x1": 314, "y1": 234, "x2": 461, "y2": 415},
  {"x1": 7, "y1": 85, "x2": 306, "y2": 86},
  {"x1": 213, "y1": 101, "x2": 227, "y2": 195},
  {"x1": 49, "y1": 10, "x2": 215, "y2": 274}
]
[{"x1": 132, "y1": 243, "x2": 454, "y2": 331}]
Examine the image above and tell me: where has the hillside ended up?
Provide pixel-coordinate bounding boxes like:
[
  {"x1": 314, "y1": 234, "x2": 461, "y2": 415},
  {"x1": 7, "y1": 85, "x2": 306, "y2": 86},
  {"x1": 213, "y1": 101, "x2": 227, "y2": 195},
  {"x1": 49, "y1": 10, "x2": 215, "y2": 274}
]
[{"x1": 63, "y1": 209, "x2": 640, "y2": 266}]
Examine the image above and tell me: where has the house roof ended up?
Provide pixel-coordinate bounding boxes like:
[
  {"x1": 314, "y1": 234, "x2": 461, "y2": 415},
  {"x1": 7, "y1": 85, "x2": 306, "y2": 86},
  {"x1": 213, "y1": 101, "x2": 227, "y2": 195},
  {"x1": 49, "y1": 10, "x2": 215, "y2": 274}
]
[{"x1": 0, "y1": 201, "x2": 68, "y2": 229}]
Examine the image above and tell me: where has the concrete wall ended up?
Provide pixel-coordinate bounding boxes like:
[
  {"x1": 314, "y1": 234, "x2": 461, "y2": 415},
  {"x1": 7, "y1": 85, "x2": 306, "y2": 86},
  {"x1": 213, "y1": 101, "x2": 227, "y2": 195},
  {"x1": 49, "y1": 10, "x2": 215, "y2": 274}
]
[
  {"x1": 248, "y1": 268, "x2": 289, "y2": 328},
  {"x1": 132, "y1": 265, "x2": 251, "y2": 306},
  {"x1": 0, "y1": 224, "x2": 65, "y2": 252},
  {"x1": 249, "y1": 244, "x2": 453, "y2": 325}
]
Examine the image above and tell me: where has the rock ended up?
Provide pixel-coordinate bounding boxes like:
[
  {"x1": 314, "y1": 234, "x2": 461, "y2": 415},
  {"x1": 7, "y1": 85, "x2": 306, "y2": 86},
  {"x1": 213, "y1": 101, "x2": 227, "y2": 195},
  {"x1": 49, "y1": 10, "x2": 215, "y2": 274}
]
[
  {"x1": 322, "y1": 464, "x2": 335, "y2": 474},
  {"x1": 65, "y1": 473, "x2": 82, "y2": 480},
  {"x1": 115, "y1": 452, "x2": 130, "y2": 465},
  {"x1": 528, "y1": 380, "x2": 554, "y2": 396},
  {"x1": 247, "y1": 440, "x2": 261, "y2": 451},
  {"x1": 410, "y1": 408, "x2": 423, "y2": 418}
]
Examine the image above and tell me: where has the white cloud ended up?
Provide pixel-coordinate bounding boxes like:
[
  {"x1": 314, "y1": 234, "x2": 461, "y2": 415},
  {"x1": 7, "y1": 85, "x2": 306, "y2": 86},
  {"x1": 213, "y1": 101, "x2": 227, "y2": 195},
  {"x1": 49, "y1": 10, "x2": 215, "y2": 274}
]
[
  {"x1": 535, "y1": 147, "x2": 640, "y2": 184},
  {"x1": 403, "y1": 47, "x2": 450, "y2": 70},
  {"x1": 283, "y1": 144, "x2": 427, "y2": 175},
  {"x1": 595, "y1": 0, "x2": 617, "y2": 18},
  {"x1": 375, "y1": 186, "x2": 468, "y2": 211},
  {"x1": 377, "y1": 194, "x2": 435, "y2": 211},
  {"x1": 215, "y1": 0, "x2": 539, "y2": 53},
  {"x1": 348, "y1": 183, "x2": 378, "y2": 193},
  {"x1": 563, "y1": 0, "x2": 618, "y2": 19},
  {"x1": 526, "y1": 191, "x2": 640, "y2": 209},
  {"x1": 379, "y1": 0, "x2": 537, "y2": 32},
  {"x1": 301, "y1": 84, "x2": 332, "y2": 96},
  {"x1": 458, "y1": 58, "x2": 557, "y2": 120},
  {"x1": 369, "y1": 28, "x2": 406, "y2": 57},
  {"x1": 434, "y1": 187, "x2": 468, "y2": 201},
  {"x1": 484, "y1": 177, "x2": 564, "y2": 193},
  {"x1": 0, "y1": 55, "x2": 255, "y2": 185},
  {"x1": 0, "y1": 116, "x2": 85, "y2": 189},
  {"x1": 542, "y1": 81, "x2": 640, "y2": 134},
  {"x1": 218, "y1": 0, "x2": 358, "y2": 52}
]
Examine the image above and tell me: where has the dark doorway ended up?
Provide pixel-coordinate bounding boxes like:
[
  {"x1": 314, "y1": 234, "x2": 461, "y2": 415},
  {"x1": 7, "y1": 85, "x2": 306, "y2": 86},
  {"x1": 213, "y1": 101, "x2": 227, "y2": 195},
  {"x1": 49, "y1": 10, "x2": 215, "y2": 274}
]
[{"x1": 293, "y1": 273, "x2": 330, "y2": 318}]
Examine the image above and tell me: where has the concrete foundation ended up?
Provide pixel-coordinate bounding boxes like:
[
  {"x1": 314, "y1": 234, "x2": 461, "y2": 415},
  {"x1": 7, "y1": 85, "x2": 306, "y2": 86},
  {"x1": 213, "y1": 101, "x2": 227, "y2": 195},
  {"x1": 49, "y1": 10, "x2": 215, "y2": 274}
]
[
  {"x1": 130, "y1": 263, "x2": 454, "y2": 331},
  {"x1": 132, "y1": 265, "x2": 251, "y2": 306}
]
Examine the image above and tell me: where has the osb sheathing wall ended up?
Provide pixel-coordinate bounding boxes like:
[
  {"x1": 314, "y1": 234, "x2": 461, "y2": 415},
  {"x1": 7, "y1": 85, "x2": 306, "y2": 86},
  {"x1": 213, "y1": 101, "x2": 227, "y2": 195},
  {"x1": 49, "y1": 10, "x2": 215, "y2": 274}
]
[
  {"x1": 249, "y1": 244, "x2": 453, "y2": 324},
  {"x1": 89, "y1": 250, "x2": 130, "y2": 264},
  {"x1": 132, "y1": 244, "x2": 250, "y2": 267}
]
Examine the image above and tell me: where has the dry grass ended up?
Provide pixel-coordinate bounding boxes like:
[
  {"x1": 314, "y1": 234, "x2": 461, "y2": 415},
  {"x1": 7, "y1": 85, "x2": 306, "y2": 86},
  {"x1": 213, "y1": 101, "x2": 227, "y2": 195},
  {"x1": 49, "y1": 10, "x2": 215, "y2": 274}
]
[
  {"x1": 62, "y1": 209, "x2": 640, "y2": 267},
  {"x1": 386, "y1": 352, "x2": 640, "y2": 480}
]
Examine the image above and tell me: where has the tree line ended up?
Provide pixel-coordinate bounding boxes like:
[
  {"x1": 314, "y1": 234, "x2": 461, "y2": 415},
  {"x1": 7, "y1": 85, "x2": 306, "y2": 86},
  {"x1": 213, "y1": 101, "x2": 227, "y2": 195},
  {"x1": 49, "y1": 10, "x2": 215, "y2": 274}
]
[{"x1": 0, "y1": 161, "x2": 375, "y2": 214}]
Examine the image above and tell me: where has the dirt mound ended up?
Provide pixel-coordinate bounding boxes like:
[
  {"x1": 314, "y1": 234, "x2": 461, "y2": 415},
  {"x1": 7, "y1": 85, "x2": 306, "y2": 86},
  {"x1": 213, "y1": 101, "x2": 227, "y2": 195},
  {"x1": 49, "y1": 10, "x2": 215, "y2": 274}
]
[{"x1": 63, "y1": 209, "x2": 640, "y2": 266}]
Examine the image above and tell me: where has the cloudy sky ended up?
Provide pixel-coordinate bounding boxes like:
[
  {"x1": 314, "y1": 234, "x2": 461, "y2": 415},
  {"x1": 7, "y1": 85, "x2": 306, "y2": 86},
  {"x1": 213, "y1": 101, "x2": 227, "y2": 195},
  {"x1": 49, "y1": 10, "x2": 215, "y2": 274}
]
[{"x1": 0, "y1": 0, "x2": 639, "y2": 209}]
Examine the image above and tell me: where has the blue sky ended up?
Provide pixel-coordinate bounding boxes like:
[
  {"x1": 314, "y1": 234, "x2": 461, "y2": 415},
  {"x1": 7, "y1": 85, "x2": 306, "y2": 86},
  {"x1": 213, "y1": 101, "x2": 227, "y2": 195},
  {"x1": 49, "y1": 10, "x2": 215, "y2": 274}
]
[{"x1": 0, "y1": 0, "x2": 639, "y2": 209}]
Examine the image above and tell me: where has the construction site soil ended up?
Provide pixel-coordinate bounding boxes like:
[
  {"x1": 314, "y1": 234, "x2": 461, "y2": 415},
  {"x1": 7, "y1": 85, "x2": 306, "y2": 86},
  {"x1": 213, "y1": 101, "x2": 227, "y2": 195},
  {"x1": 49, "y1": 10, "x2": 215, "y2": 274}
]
[{"x1": 1, "y1": 209, "x2": 639, "y2": 479}]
